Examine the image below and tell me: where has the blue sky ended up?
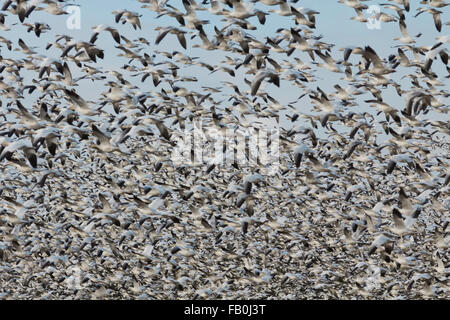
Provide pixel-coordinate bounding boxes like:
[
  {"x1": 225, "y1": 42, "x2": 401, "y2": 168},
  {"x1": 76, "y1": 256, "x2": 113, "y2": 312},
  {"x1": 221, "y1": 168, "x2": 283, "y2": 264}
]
[{"x1": 1, "y1": 0, "x2": 448, "y2": 140}]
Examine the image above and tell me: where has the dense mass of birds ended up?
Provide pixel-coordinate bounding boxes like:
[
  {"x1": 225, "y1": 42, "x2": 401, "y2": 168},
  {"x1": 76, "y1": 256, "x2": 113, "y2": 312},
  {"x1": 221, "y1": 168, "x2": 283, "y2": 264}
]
[{"x1": 0, "y1": 0, "x2": 449, "y2": 300}]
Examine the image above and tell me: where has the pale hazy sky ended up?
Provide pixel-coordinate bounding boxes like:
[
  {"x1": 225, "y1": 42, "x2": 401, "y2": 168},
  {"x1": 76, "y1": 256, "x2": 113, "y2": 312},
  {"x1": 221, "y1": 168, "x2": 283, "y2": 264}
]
[{"x1": 1, "y1": 0, "x2": 448, "y2": 139}]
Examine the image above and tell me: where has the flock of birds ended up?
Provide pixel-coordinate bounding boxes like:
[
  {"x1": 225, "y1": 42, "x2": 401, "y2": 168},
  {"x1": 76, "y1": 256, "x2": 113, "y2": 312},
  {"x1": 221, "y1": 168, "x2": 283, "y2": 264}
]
[{"x1": 0, "y1": 0, "x2": 449, "y2": 300}]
